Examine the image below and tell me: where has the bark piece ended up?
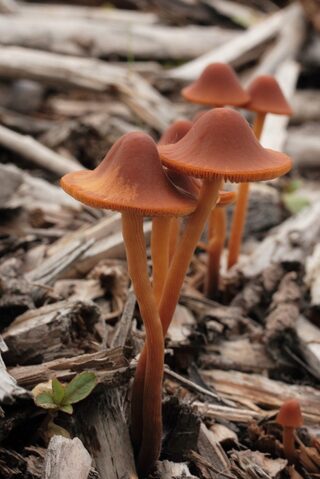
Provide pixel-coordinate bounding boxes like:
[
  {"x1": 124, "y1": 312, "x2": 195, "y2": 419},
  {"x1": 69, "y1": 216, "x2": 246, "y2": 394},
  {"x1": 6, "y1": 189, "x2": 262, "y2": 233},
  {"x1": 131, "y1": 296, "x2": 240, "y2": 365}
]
[
  {"x1": 43, "y1": 436, "x2": 92, "y2": 479},
  {"x1": 0, "y1": 123, "x2": 81, "y2": 176},
  {"x1": 169, "y1": 5, "x2": 295, "y2": 80},
  {"x1": 157, "y1": 460, "x2": 198, "y2": 479},
  {"x1": 237, "y1": 200, "x2": 320, "y2": 279},
  {"x1": 9, "y1": 346, "x2": 129, "y2": 390},
  {"x1": 230, "y1": 449, "x2": 287, "y2": 479},
  {"x1": 200, "y1": 338, "x2": 275, "y2": 374},
  {"x1": 78, "y1": 386, "x2": 137, "y2": 479},
  {"x1": 3, "y1": 300, "x2": 104, "y2": 365},
  {"x1": 296, "y1": 315, "x2": 320, "y2": 380},
  {"x1": 0, "y1": 338, "x2": 27, "y2": 404},
  {"x1": 0, "y1": 46, "x2": 175, "y2": 131},
  {"x1": 200, "y1": 369, "x2": 320, "y2": 425},
  {"x1": 193, "y1": 423, "x2": 235, "y2": 479},
  {"x1": 305, "y1": 243, "x2": 320, "y2": 310},
  {"x1": 0, "y1": 14, "x2": 235, "y2": 60},
  {"x1": 286, "y1": 124, "x2": 320, "y2": 170}
]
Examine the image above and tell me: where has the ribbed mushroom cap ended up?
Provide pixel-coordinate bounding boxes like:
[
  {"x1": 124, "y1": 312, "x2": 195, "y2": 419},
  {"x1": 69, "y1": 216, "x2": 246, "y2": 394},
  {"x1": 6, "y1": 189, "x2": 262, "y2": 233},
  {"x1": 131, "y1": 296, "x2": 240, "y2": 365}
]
[
  {"x1": 159, "y1": 120, "x2": 193, "y2": 145},
  {"x1": 61, "y1": 132, "x2": 197, "y2": 217},
  {"x1": 244, "y1": 75, "x2": 293, "y2": 116},
  {"x1": 217, "y1": 190, "x2": 236, "y2": 207},
  {"x1": 158, "y1": 108, "x2": 292, "y2": 182},
  {"x1": 182, "y1": 63, "x2": 249, "y2": 107},
  {"x1": 276, "y1": 399, "x2": 303, "y2": 428}
]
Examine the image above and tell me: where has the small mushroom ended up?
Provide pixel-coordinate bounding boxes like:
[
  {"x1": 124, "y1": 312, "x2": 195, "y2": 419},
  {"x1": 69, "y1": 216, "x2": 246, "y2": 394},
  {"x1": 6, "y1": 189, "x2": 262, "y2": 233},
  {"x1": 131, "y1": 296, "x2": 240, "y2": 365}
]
[
  {"x1": 228, "y1": 75, "x2": 292, "y2": 269},
  {"x1": 60, "y1": 131, "x2": 196, "y2": 476},
  {"x1": 276, "y1": 399, "x2": 304, "y2": 463},
  {"x1": 182, "y1": 63, "x2": 249, "y2": 292},
  {"x1": 151, "y1": 120, "x2": 195, "y2": 306},
  {"x1": 181, "y1": 62, "x2": 249, "y2": 107}
]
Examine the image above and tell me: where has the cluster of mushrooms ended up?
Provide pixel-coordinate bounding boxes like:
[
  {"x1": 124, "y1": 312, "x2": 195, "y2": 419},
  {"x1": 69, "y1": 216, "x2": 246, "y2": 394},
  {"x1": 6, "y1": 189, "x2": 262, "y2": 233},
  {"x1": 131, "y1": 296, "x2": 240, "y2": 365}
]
[{"x1": 61, "y1": 63, "x2": 293, "y2": 476}]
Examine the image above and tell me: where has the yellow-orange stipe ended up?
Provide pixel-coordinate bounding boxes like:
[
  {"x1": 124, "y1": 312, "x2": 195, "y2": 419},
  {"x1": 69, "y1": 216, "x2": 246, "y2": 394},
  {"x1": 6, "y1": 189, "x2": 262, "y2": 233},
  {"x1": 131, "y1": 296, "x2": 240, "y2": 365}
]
[
  {"x1": 182, "y1": 63, "x2": 249, "y2": 107},
  {"x1": 151, "y1": 217, "x2": 171, "y2": 306},
  {"x1": 206, "y1": 190, "x2": 236, "y2": 298},
  {"x1": 228, "y1": 113, "x2": 266, "y2": 269},
  {"x1": 61, "y1": 131, "x2": 197, "y2": 477},
  {"x1": 205, "y1": 208, "x2": 226, "y2": 298}
]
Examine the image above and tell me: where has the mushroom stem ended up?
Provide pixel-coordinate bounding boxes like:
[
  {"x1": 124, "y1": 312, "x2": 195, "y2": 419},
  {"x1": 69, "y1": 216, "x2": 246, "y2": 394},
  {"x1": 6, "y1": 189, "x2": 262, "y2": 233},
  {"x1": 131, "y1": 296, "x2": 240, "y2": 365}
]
[
  {"x1": 282, "y1": 426, "x2": 296, "y2": 463},
  {"x1": 122, "y1": 212, "x2": 164, "y2": 476},
  {"x1": 168, "y1": 217, "x2": 180, "y2": 264},
  {"x1": 227, "y1": 112, "x2": 266, "y2": 269},
  {"x1": 131, "y1": 179, "x2": 221, "y2": 453},
  {"x1": 160, "y1": 178, "x2": 222, "y2": 332},
  {"x1": 151, "y1": 217, "x2": 172, "y2": 306},
  {"x1": 205, "y1": 207, "x2": 226, "y2": 298}
]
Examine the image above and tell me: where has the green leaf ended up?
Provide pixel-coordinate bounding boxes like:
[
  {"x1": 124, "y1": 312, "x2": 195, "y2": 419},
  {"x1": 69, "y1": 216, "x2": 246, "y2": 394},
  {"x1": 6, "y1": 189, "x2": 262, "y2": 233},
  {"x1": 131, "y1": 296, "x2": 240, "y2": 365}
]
[
  {"x1": 52, "y1": 378, "x2": 65, "y2": 405},
  {"x1": 34, "y1": 391, "x2": 57, "y2": 410},
  {"x1": 59, "y1": 404, "x2": 73, "y2": 415},
  {"x1": 62, "y1": 372, "x2": 97, "y2": 405},
  {"x1": 283, "y1": 193, "x2": 310, "y2": 215}
]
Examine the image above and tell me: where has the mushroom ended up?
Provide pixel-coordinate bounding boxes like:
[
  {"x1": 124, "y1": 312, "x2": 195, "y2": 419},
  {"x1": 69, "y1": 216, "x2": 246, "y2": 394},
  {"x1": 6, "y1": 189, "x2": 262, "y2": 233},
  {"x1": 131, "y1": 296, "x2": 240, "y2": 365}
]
[
  {"x1": 131, "y1": 110, "x2": 292, "y2": 446},
  {"x1": 276, "y1": 399, "x2": 303, "y2": 463},
  {"x1": 150, "y1": 120, "x2": 195, "y2": 306},
  {"x1": 157, "y1": 108, "x2": 291, "y2": 336},
  {"x1": 181, "y1": 63, "x2": 250, "y2": 296},
  {"x1": 181, "y1": 62, "x2": 249, "y2": 107},
  {"x1": 60, "y1": 131, "x2": 196, "y2": 476},
  {"x1": 227, "y1": 75, "x2": 292, "y2": 269}
]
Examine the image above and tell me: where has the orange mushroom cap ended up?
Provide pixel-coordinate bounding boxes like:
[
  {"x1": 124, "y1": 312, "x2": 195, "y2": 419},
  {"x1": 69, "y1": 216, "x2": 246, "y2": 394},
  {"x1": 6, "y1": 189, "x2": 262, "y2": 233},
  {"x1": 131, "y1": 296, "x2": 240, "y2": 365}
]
[
  {"x1": 159, "y1": 120, "x2": 193, "y2": 145},
  {"x1": 244, "y1": 75, "x2": 293, "y2": 116},
  {"x1": 182, "y1": 63, "x2": 249, "y2": 107},
  {"x1": 276, "y1": 399, "x2": 304, "y2": 428},
  {"x1": 158, "y1": 108, "x2": 292, "y2": 182},
  {"x1": 61, "y1": 132, "x2": 197, "y2": 217}
]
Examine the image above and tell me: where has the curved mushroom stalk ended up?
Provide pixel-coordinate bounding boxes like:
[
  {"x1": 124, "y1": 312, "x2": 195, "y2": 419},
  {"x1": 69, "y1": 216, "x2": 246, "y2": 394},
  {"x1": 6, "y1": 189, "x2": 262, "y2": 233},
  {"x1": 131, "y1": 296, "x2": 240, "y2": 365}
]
[{"x1": 122, "y1": 212, "x2": 164, "y2": 476}]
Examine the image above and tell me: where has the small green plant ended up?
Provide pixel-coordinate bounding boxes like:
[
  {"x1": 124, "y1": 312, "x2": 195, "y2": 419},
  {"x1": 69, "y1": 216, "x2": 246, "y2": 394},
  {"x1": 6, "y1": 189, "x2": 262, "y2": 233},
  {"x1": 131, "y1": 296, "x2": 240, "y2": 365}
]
[{"x1": 33, "y1": 372, "x2": 97, "y2": 415}]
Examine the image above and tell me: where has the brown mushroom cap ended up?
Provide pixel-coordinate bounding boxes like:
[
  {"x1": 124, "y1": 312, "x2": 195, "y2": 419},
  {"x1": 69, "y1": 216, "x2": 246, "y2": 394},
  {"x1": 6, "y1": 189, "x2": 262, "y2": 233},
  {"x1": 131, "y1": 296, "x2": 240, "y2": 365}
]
[
  {"x1": 61, "y1": 132, "x2": 196, "y2": 217},
  {"x1": 159, "y1": 120, "x2": 193, "y2": 145},
  {"x1": 182, "y1": 63, "x2": 249, "y2": 107},
  {"x1": 158, "y1": 108, "x2": 292, "y2": 182},
  {"x1": 244, "y1": 75, "x2": 293, "y2": 116},
  {"x1": 276, "y1": 399, "x2": 303, "y2": 428}
]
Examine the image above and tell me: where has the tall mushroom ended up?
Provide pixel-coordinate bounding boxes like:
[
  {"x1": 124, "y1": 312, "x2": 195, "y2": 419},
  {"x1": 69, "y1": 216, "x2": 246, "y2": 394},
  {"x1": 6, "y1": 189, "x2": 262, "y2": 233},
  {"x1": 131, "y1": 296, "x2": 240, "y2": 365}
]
[
  {"x1": 181, "y1": 63, "x2": 250, "y2": 296},
  {"x1": 132, "y1": 109, "x2": 292, "y2": 455},
  {"x1": 151, "y1": 120, "x2": 194, "y2": 306},
  {"x1": 60, "y1": 132, "x2": 196, "y2": 476},
  {"x1": 227, "y1": 75, "x2": 293, "y2": 269}
]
